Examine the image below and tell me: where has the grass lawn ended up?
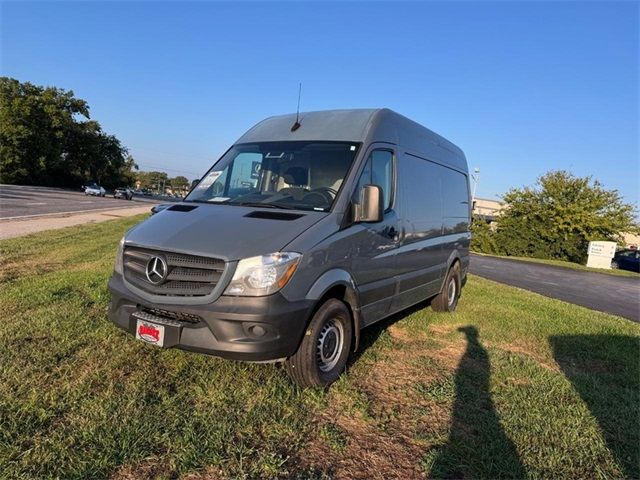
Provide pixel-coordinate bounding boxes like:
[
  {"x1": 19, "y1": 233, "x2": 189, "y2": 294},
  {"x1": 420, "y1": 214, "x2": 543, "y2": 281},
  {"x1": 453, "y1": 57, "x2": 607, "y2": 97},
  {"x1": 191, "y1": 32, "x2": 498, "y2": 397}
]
[
  {"x1": 471, "y1": 251, "x2": 639, "y2": 278},
  {"x1": 1, "y1": 216, "x2": 639, "y2": 479}
]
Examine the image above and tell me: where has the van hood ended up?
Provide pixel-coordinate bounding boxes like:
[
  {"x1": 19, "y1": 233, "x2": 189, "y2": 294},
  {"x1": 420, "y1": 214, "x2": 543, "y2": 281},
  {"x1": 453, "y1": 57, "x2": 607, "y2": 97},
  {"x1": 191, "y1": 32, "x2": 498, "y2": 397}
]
[{"x1": 125, "y1": 203, "x2": 326, "y2": 261}]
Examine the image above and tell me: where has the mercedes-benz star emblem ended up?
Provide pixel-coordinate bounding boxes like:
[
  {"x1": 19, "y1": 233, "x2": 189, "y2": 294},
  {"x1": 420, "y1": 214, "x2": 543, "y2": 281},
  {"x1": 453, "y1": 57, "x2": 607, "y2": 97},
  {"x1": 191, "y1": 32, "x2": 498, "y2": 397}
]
[{"x1": 145, "y1": 256, "x2": 168, "y2": 285}]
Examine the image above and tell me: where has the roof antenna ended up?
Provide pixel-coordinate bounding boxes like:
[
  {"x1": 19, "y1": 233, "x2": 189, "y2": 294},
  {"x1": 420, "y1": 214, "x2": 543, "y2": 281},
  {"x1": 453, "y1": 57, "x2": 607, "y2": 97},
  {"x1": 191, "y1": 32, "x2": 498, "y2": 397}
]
[{"x1": 291, "y1": 83, "x2": 302, "y2": 132}]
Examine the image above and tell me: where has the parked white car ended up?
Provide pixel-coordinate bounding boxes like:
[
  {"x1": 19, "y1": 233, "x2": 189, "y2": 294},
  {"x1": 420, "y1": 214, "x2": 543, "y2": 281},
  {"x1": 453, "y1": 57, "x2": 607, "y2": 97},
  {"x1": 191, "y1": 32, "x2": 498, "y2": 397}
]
[{"x1": 85, "y1": 184, "x2": 106, "y2": 197}]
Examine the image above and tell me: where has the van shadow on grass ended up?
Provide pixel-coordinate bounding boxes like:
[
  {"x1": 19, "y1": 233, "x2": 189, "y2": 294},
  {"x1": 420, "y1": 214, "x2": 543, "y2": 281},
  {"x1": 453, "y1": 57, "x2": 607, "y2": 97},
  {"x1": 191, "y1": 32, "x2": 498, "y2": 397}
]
[{"x1": 550, "y1": 334, "x2": 640, "y2": 479}]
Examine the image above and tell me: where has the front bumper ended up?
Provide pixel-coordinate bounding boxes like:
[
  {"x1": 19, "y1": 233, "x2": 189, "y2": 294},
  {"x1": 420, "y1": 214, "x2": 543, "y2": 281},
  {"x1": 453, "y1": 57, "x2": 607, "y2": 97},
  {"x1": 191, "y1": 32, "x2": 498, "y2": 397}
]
[{"x1": 107, "y1": 273, "x2": 314, "y2": 362}]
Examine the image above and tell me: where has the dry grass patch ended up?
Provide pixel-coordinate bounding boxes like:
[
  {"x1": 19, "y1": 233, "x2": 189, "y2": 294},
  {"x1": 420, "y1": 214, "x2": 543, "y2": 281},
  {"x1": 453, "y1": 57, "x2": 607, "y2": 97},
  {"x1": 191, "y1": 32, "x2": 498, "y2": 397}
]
[
  {"x1": 424, "y1": 342, "x2": 466, "y2": 371},
  {"x1": 301, "y1": 322, "x2": 469, "y2": 479},
  {"x1": 111, "y1": 459, "x2": 174, "y2": 480},
  {"x1": 0, "y1": 257, "x2": 63, "y2": 282},
  {"x1": 494, "y1": 341, "x2": 560, "y2": 372}
]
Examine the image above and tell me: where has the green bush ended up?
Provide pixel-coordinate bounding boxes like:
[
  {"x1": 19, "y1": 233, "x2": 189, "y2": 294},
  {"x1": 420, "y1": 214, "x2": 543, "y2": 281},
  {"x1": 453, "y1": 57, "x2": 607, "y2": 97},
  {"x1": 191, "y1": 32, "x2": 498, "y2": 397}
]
[
  {"x1": 492, "y1": 171, "x2": 637, "y2": 264},
  {"x1": 470, "y1": 216, "x2": 499, "y2": 254}
]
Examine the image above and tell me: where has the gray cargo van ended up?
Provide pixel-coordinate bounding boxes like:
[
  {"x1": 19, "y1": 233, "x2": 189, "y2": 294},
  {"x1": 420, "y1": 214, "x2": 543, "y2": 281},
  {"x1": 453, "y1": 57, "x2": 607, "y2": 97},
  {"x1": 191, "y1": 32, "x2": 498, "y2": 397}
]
[{"x1": 108, "y1": 109, "x2": 470, "y2": 387}]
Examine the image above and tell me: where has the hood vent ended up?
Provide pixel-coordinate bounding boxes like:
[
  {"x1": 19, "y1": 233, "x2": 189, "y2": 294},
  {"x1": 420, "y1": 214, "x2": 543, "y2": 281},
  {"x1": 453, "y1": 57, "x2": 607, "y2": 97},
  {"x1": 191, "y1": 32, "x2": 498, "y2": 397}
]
[
  {"x1": 245, "y1": 211, "x2": 304, "y2": 221},
  {"x1": 167, "y1": 204, "x2": 198, "y2": 212}
]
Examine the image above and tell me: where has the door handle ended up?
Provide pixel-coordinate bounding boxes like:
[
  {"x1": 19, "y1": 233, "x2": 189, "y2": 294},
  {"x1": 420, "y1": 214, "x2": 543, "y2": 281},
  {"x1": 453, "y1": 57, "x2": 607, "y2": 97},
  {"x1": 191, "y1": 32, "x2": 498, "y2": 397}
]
[{"x1": 384, "y1": 226, "x2": 399, "y2": 241}]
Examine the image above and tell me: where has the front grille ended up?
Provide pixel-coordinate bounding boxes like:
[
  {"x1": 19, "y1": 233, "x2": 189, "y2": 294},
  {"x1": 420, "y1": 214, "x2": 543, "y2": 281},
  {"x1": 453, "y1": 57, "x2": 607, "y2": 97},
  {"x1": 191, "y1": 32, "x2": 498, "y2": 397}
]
[
  {"x1": 139, "y1": 306, "x2": 202, "y2": 324},
  {"x1": 123, "y1": 246, "x2": 225, "y2": 297}
]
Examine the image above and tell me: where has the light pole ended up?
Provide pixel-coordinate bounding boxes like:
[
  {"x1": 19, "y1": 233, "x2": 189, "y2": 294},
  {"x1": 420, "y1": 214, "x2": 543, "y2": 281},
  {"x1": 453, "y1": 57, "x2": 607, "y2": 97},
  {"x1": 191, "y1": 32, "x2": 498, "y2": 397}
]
[{"x1": 471, "y1": 167, "x2": 480, "y2": 203}]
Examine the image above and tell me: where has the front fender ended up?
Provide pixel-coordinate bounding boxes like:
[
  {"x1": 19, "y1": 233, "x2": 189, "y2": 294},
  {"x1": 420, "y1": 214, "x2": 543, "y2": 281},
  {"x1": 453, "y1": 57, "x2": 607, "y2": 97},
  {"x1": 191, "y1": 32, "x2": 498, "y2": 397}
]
[{"x1": 305, "y1": 269, "x2": 363, "y2": 352}]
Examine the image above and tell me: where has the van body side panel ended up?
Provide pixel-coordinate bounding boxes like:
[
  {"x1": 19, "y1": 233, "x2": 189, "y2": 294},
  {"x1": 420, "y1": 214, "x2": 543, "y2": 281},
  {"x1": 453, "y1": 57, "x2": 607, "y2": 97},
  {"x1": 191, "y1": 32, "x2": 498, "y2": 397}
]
[
  {"x1": 392, "y1": 153, "x2": 446, "y2": 311},
  {"x1": 440, "y1": 166, "x2": 472, "y2": 276}
]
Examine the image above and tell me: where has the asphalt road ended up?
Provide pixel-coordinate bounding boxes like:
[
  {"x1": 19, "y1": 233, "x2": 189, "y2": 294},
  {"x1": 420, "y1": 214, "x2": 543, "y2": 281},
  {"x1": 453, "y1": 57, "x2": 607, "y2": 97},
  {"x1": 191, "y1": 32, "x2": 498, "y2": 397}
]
[
  {"x1": 469, "y1": 253, "x2": 640, "y2": 322},
  {"x1": 0, "y1": 184, "x2": 164, "y2": 219}
]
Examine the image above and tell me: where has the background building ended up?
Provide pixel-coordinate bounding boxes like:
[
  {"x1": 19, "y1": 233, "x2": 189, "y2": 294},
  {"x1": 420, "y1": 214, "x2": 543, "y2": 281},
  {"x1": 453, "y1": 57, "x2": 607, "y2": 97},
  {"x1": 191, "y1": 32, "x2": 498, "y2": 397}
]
[{"x1": 472, "y1": 197, "x2": 504, "y2": 223}]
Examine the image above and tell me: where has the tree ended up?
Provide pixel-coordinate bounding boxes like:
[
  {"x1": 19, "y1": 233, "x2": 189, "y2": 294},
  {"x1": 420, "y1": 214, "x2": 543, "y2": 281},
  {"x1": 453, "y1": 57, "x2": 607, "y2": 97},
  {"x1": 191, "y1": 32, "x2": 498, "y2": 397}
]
[
  {"x1": 494, "y1": 171, "x2": 638, "y2": 263},
  {"x1": 136, "y1": 171, "x2": 168, "y2": 191},
  {"x1": 114, "y1": 155, "x2": 139, "y2": 187},
  {"x1": 1, "y1": 77, "x2": 88, "y2": 185},
  {"x1": 0, "y1": 77, "x2": 134, "y2": 188},
  {"x1": 170, "y1": 175, "x2": 190, "y2": 191}
]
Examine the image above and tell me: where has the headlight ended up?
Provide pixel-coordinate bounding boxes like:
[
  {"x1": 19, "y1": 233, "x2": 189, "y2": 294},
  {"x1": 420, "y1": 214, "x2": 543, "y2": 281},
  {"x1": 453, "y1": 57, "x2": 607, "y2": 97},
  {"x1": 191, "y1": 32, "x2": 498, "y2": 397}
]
[
  {"x1": 224, "y1": 252, "x2": 301, "y2": 296},
  {"x1": 114, "y1": 236, "x2": 125, "y2": 274}
]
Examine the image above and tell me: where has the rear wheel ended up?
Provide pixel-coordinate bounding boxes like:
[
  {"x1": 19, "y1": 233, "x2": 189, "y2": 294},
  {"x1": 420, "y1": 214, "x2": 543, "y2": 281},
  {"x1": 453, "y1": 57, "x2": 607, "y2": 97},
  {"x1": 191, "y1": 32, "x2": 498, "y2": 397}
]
[
  {"x1": 611, "y1": 260, "x2": 619, "y2": 269},
  {"x1": 284, "y1": 298, "x2": 353, "y2": 388},
  {"x1": 431, "y1": 263, "x2": 461, "y2": 312}
]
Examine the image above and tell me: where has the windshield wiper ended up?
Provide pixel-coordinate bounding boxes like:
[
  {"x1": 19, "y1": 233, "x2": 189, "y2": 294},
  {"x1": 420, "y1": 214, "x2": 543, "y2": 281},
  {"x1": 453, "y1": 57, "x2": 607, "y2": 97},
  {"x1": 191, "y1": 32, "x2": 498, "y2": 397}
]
[{"x1": 227, "y1": 201, "x2": 293, "y2": 210}]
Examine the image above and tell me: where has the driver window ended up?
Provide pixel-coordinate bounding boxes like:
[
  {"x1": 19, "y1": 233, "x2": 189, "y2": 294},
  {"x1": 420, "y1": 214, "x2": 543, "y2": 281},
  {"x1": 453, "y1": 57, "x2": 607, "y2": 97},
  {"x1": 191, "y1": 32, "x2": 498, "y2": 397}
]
[{"x1": 353, "y1": 150, "x2": 394, "y2": 210}]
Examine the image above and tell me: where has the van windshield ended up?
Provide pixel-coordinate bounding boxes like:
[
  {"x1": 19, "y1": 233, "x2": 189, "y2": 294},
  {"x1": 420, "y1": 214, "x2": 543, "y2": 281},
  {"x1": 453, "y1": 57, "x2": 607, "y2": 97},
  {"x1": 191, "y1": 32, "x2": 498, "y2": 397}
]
[{"x1": 185, "y1": 141, "x2": 360, "y2": 211}]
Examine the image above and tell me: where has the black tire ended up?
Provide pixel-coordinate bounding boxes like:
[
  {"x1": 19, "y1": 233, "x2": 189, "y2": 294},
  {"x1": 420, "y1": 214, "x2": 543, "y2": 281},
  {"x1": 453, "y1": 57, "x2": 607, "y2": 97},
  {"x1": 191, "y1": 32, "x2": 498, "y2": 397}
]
[
  {"x1": 431, "y1": 263, "x2": 461, "y2": 312},
  {"x1": 611, "y1": 260, "x2": 619, "y2": 269},
  {"x1": 284, "y1": 298, "x2": 353, "y2": 388}
]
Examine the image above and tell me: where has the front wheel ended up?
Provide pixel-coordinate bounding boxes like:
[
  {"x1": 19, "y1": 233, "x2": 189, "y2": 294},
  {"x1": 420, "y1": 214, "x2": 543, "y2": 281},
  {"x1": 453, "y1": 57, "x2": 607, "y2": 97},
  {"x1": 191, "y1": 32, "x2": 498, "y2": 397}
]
[
  {"x1": 431, "y1": 263, "x2": 461, "y2": 312},
  {"x1": 284, "y1": 298, "x2": 353, "y2": 388},
  {"x1": 611, "y1": 260, "x2": 619, "y2": 269}
]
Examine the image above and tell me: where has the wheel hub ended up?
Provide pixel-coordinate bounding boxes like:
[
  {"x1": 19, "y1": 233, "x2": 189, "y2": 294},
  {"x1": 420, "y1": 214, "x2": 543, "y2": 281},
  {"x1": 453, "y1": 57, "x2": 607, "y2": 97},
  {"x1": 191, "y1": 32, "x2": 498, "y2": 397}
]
[
  {"x1": 447, "y1": 278, "x2": 456, "y2": 307},
  {"x1": 317, "y1": 319, "x2": 344, "y2": 373}
]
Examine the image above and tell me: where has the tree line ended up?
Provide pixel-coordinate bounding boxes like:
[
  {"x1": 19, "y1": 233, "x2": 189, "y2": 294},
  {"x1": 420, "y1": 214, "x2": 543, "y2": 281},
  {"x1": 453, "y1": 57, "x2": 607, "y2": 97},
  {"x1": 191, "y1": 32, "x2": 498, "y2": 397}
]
[
  {"x1": 0, "y1": 77, "x2": 140, "y2": 189},
  {"x1": 0, "y1": 77, "x2": 196, "y2": 191},
  {"x1": 471, "y1": 170, "x2": 638, "y2": 264},
  {"x1": 135, "y1": 171, "x2": 192, "y2": 192}
]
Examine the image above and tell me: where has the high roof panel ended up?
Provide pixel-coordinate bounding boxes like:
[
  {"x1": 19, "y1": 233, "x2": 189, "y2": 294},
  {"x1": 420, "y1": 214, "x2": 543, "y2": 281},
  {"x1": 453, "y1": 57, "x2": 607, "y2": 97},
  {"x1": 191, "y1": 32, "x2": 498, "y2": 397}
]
[
  {"x1": 235, "y1": 108, "x2": 467, "y2": 172},
  {"x1": 236, "y1": 109, "x2": 379, "y2": 144}
]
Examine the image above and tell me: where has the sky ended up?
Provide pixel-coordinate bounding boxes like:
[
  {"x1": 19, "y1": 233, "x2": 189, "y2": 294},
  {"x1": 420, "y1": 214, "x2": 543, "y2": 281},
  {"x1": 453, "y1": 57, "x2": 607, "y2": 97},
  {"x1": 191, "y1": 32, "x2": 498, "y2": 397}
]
[{"x1": 1, "y1": 1, "x2": 638, "y2": 204}]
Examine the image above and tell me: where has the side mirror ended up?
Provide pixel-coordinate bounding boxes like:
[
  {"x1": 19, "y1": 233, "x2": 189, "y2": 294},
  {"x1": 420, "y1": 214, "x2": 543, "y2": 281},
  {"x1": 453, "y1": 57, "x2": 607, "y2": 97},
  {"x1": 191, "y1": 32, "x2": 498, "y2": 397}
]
[{"x1": 354, "y1": 184, "x2": 383, "y2": 223}]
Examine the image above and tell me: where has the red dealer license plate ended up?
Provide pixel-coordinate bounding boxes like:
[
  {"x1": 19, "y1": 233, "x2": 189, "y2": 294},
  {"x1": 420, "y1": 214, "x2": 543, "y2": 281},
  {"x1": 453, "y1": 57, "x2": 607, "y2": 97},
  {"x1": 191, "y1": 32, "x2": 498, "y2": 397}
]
[{"x1": 135, "y1": 320, "x2": 165, "y2": 347}]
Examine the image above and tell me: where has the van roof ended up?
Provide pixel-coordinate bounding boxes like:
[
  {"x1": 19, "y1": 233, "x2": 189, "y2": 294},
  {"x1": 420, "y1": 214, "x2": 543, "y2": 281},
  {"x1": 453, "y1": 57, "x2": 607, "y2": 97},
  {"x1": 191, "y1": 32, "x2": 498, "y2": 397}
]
[{"x1": 235, "y1": 108, "x2": 467, "y2": 172}]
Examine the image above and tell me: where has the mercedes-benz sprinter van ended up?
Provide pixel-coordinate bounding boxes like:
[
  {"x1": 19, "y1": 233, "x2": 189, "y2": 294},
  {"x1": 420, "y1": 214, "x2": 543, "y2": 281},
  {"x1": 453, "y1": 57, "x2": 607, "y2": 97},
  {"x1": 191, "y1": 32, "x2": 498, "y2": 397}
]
[{"x1": 108, "y1": 109, "x2": 471, "y2": 387}]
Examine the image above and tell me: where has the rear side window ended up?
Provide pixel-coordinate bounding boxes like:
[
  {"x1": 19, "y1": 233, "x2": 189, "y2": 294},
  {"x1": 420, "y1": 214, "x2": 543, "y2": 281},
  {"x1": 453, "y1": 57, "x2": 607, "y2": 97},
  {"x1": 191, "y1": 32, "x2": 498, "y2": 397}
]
[
  {"x1": 441, "y1": 168, "x2": 469, "y2": 219},
  {"x1": 353, "y1": 150, "x2": 394, "y2": 210}
]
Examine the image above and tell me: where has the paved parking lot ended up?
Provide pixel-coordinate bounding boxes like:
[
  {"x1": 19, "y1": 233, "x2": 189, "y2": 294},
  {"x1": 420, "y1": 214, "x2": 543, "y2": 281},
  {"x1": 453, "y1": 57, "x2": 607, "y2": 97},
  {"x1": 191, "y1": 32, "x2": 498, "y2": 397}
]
[
  {"x1": 470, "y1": 253, "x2": 640, "y2": 322},
  {"x1": 0, "y1": 184, "x2": 160, "y2": 219}
]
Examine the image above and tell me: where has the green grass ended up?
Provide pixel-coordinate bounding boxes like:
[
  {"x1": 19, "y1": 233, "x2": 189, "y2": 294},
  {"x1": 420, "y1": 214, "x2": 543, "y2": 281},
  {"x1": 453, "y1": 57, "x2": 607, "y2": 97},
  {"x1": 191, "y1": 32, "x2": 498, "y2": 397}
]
[
  {"x1": 472, "y1": 251, "x2": 639, "y2": 278},
  {"x1": 1, "y1": 217, "x2": 639, "y2": 479}
]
